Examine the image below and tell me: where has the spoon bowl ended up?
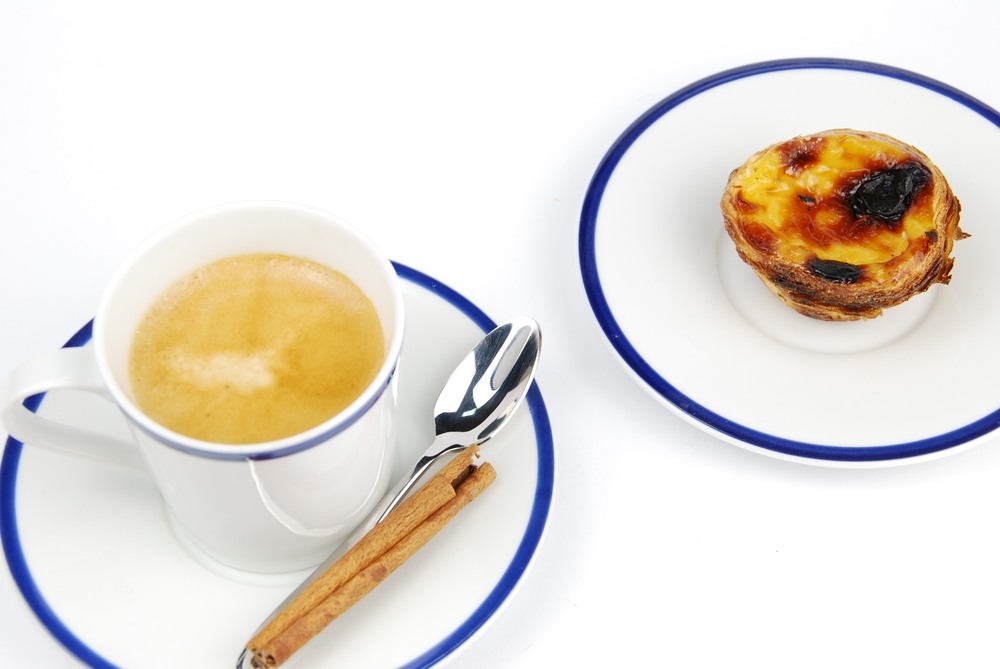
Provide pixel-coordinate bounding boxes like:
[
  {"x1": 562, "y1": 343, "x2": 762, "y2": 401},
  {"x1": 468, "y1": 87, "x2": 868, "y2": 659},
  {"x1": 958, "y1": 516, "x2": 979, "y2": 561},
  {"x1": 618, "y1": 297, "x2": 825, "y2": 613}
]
[{"x1": 432, "y1": 317, "x2": 541, "y2": 448}]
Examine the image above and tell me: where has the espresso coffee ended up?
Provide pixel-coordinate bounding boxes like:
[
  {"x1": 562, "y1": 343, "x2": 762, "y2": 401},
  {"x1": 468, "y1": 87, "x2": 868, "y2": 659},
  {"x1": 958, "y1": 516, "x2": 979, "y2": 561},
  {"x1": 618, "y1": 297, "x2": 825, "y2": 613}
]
[{"x1": 128, "y1": 253, "x2": 384, "y2": 444}]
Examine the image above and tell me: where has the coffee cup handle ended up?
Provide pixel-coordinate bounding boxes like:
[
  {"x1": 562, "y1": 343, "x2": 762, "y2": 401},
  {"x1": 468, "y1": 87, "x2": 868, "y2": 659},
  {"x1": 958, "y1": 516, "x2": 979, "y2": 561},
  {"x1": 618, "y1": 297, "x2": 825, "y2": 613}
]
[{"x1": 2, "y1": 347, "x2": 146, "y2": 470}]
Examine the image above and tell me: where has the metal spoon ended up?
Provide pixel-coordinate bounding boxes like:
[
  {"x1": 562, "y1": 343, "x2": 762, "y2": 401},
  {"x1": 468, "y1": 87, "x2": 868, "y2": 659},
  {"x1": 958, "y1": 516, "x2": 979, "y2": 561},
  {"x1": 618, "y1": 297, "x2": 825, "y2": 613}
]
[
  {"x1": 357, "y1": 315, "x2": 541, "y2": 536},
  {"x1": 238, "y1": 317, "x2": 541, "y2": 668}
]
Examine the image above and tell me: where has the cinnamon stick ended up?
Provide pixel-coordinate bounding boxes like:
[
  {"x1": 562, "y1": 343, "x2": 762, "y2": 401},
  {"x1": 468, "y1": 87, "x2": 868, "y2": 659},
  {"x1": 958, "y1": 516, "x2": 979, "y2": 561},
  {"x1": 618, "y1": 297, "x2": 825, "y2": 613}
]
[
  {"x1": 257, "y1": 462, "x2": 496, "y2": 667},
  {"x1": 245, "y1": 447, "x2": 492, "y2": 668}
]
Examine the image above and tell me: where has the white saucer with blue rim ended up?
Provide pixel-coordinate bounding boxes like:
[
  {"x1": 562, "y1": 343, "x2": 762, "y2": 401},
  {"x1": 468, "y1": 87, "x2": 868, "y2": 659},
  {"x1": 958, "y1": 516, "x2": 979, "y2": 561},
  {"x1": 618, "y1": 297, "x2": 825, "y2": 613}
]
[
  {"x1": 1, "y1": 262, "x2": 554, "y2": 668},
  {"x1": 580, "y1": 58, "x2": 1000, "y2": 466}
]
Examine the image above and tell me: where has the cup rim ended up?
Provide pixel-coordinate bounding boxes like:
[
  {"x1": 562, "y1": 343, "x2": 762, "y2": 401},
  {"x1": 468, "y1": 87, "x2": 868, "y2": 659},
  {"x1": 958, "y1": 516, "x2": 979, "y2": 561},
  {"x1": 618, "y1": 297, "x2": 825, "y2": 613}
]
[{"x1": 92, "y1": 200, "x2": 406, "y2": 461}]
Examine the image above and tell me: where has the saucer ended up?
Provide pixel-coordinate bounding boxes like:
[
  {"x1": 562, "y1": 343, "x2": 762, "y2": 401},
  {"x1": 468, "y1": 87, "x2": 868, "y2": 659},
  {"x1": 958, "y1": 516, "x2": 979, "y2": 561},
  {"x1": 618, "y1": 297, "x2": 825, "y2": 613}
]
[
  {"x1": 579, "y1": 58, "x2": 1000, "y2": 466},
  {"x1": 0, "y1": 262, "x2": 555, "y2": 668}
]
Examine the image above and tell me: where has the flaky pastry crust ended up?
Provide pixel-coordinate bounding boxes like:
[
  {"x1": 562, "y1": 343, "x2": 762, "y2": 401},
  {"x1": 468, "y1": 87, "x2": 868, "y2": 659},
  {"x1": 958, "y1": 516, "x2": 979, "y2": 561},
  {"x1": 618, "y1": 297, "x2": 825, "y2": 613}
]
[{"x1": 721, "y1": 129, "x2": 965, "y2": 320}]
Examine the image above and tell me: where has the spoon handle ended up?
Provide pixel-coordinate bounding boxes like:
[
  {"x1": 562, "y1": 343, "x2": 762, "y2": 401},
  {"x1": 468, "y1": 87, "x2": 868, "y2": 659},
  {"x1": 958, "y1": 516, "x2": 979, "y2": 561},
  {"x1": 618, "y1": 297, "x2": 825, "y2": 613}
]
[
  {"x1": 240, "y1": 449, "x2": 451, "y2": 649},
  {"x1": 345, "y1": 452, "x2": 440, "y2": 550}
]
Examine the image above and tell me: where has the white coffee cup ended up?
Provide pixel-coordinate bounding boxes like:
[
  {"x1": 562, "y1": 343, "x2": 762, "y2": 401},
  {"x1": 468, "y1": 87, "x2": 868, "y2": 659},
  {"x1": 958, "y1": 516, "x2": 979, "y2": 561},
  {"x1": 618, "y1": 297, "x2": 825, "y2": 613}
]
[{"x1": 2, "y1": 201, "x2": 405, "y2": 574}]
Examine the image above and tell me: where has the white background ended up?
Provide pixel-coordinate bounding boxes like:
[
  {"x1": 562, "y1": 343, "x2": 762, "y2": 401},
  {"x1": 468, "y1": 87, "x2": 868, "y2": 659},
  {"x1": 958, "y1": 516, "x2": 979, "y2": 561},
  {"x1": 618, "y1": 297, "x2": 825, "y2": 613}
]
[{"x1": 3, "y1": 1, "x2": 1000, "y2": 667}]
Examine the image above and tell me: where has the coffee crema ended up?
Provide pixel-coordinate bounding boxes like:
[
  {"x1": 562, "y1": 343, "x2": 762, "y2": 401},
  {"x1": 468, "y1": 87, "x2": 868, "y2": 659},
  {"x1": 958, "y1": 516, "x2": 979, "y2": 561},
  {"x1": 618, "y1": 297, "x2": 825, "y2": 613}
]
[{"x1": 128, "y1": 253, "x2": 385, "y2": 444}]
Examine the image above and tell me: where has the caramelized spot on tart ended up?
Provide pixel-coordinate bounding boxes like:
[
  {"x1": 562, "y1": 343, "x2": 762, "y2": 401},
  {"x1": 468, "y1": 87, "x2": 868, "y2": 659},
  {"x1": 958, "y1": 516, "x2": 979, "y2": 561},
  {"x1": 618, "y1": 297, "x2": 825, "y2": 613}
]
[
  {"x1": 742, "y1": 220, "x2": 777, "y2": 254},
  {"x1": 807, "y1": 258, "x2": 862, "y2": 284},
  {"x1": 848, "y1": 162, "x2": 931, "y2": 225},
  {"x1": 779, "y1": 136, "x2": 823, "y2": 176},
  {"x1": 731, "y1": 190, "x2": 758, "y2": 213}
]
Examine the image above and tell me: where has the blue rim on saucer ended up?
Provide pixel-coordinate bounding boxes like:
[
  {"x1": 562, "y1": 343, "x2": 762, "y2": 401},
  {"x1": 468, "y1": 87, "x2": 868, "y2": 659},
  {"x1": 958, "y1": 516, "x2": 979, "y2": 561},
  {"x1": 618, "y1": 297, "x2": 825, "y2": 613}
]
[
  {"x1": 579, "y1": 58, "x2": 1000, "y2": 463},
  {"x1": 0, "y1": 261, "x2": 555, "y2": 668}
]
